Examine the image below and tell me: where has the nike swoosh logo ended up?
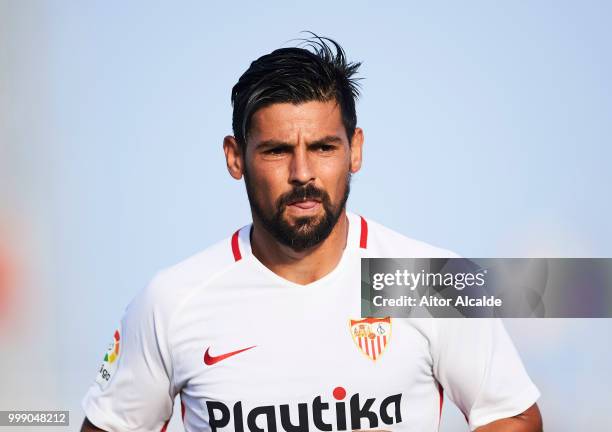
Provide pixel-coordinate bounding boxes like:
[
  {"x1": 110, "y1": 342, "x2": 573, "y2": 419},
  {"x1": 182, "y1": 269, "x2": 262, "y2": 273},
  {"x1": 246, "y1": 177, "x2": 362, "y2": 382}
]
[{"x1": 204, "y1": 345, "x2": 256, "y2": 365}]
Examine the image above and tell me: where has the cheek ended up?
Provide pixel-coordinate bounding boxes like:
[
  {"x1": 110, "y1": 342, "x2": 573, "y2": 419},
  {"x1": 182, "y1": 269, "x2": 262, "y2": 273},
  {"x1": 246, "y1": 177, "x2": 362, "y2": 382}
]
[
  {"x1": 248, "y1": 165, "x2": 289, "y2": 204},
  {"x1": 318, "y1": 160, "x2": 351, "y2": 196}
]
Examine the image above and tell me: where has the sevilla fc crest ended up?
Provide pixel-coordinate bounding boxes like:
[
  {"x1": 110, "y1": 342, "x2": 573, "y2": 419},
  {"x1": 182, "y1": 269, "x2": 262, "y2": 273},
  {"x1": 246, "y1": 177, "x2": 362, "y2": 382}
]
[{"x1": 349, "y1": 317, "x2": 392, "y2": 361}]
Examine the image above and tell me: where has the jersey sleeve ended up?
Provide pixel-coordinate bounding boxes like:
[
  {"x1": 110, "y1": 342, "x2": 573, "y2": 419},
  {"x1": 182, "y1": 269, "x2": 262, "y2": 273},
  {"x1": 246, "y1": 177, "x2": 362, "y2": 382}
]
[
  {"x1": 81, "y1": 274, "x2": 177, "y2": 431},
  {"x1": 431, "y1": 318, "x2": 540, "y2": 431}
]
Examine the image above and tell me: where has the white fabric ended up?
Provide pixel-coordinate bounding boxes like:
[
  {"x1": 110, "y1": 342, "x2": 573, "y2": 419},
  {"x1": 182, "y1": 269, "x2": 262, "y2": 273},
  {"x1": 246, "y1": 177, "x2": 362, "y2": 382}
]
[{"x1": 82, "y1": 211, "x2": 539, "y2": 431}]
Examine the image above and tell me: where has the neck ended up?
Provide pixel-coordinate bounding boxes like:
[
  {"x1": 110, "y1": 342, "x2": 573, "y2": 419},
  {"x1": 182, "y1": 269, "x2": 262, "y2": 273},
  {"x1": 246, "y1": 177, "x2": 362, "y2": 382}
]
[{"x1": 250, "y1": 210, "x2": 349, "y2": 286}]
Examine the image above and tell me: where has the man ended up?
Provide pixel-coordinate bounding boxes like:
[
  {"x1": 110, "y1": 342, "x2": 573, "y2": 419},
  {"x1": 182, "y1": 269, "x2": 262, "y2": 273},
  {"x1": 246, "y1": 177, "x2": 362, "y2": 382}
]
[{"x1": 81, "y1": 35, "x2": 542, "y2": 432}]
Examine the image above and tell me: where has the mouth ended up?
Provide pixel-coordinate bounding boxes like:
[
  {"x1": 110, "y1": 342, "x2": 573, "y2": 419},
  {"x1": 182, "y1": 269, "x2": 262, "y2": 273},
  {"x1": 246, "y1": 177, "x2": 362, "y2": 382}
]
[{"x1": 286, "y1": 198, "x2": 322, "y2": 211}]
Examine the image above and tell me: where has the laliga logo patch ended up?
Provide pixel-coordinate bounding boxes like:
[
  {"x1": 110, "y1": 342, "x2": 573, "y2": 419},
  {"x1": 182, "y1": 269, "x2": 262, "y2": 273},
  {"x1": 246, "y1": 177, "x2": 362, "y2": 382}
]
[
  {"x1": 96, "y1": 329, "x2": 120, "y2": 389},
  {"x1": 349, "y1": 317, "x2": 391, "y2": 361}
]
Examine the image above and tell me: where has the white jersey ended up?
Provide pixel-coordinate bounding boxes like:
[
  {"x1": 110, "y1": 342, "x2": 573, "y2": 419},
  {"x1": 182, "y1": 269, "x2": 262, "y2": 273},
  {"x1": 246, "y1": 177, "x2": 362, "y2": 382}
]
[{"x1": 82, "y1": 211, "x2": 540, "y2": 432}]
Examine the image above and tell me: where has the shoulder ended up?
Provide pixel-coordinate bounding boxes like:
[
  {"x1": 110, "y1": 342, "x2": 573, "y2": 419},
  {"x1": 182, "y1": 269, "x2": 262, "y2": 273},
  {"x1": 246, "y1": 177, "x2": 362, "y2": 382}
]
[
  {"x1": 153, "y1": 231, "x2": 241, "y2": 291},
  {"x1": 126, "y1": 229, "x2": 244, "y2": 318},
  {"x1": 357, "y1": 213, "x2": 460, "y2": 258}
]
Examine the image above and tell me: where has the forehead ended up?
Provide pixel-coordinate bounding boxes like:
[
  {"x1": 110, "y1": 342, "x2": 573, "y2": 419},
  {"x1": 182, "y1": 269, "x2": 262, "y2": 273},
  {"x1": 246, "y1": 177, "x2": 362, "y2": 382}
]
[{"x1": 248, "y1": 100, "x2": 347, "y2": 144}]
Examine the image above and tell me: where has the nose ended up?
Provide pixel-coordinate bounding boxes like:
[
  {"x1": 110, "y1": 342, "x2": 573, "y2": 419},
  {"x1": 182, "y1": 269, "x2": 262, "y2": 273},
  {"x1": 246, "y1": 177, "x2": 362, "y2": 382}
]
[{"x1": 288, "y1": 145, "x2": 314, "y2": 186}]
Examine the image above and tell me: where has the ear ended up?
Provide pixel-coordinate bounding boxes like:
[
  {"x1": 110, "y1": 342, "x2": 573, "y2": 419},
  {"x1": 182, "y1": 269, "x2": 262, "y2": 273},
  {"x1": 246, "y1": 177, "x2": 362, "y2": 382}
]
[
  {"x1": 349, "y1": 127, "x2": 364, "y2": 174},
  {"x1": 223, "y1": 135, "x2": 244, "y2": 180}
]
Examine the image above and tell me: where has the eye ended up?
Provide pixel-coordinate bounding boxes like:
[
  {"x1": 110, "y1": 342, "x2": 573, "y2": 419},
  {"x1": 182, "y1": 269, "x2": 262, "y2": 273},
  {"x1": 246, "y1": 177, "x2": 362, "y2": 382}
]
[
  {"x1": 315, "y1": 144, "x2": 335, "y2": 152},
  {"x1": 264, "y1": 147, "x2": 288, "y2": 155}
]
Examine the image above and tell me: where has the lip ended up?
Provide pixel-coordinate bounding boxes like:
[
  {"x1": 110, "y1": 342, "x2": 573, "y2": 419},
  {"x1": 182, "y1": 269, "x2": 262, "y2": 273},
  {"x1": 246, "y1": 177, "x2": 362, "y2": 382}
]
[
  {"x1": 286, "y1": 199, "x2": 321, "y2": 213},
  {"x1": 288, "y1": 199, "x2": 321, "y2": 209}
]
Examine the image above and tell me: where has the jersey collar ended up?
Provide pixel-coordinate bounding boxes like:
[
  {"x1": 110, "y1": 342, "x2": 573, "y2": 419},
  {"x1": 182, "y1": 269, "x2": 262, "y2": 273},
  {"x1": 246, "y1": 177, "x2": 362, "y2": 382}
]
[
  {"x1": 234, "y1": 210, "x2": 364, "y2": 262},
  {"x1": 230, "y1": 211, "x2": 366, "y2": 289}
]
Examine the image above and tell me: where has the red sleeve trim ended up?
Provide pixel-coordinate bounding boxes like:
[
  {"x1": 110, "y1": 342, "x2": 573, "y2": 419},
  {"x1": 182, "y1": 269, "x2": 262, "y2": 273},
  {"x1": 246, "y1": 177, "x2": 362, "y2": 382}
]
[
  {"x1": 437, "y1": 382, "x2": 444, "y2": 431},
  {"x1": 359, "y1": 215, "x2": 368, "y2": 249},
  {"x1": 231, "y1": 229, "x2": 242, "y2": 261},
  {"x1": 438, "y1": 382, "x2": 444, "y2": 418},
  {"x1": 160, "y1": 418, "x2": 170, "y2": 432}
]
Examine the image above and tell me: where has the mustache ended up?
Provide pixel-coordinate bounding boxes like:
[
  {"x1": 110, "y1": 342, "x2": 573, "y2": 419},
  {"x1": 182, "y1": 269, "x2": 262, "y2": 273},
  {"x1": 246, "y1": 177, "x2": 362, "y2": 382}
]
[{"x1": 277, "y1": 184, "x2": 329, "y2": 208}]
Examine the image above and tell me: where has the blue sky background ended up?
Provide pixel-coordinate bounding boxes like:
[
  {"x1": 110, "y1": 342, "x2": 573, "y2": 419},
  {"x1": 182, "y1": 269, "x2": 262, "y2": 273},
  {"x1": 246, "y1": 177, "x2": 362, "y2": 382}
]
[{"x1": 1, "y1": 1, "x2": 611, "y2": 430}]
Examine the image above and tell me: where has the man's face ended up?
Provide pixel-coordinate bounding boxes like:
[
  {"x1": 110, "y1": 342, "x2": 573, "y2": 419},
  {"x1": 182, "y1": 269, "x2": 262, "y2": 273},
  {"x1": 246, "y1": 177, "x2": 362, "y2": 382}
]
[{"x1": 241, "y1": 100, "x2": 361, "y2": 251}]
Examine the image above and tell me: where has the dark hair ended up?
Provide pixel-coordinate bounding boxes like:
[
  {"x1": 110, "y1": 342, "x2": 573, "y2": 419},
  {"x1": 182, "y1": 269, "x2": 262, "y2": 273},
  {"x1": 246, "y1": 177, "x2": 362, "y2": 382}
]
[{"x1": 231, "y1": 33, "x2": 362, "y2": 150}]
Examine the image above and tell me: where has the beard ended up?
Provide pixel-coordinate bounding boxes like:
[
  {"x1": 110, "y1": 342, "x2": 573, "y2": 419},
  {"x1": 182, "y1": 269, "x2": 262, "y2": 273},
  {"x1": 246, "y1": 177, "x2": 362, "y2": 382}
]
[{"x1": 244, "y1": 171, "x2": 351, "y2": 252}]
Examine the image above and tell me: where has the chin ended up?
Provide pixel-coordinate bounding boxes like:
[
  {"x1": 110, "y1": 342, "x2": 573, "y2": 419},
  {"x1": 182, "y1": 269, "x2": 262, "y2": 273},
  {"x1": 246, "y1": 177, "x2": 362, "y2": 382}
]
[{"x1": 284, "y1": 211, "x2": 324, "y2": 227}]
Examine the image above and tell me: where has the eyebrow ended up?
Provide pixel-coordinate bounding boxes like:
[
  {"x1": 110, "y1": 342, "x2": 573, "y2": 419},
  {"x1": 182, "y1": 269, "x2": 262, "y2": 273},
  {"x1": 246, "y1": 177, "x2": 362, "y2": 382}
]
[{"x1": 255, "y1": 135, "x2": 344, "y2": 150}]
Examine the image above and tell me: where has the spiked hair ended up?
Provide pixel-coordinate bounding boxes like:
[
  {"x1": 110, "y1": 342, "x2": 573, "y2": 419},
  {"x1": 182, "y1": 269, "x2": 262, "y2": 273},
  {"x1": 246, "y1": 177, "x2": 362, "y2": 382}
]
[{"x1": 231, "y1": 33, "x2": 362, "y2": 150}]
